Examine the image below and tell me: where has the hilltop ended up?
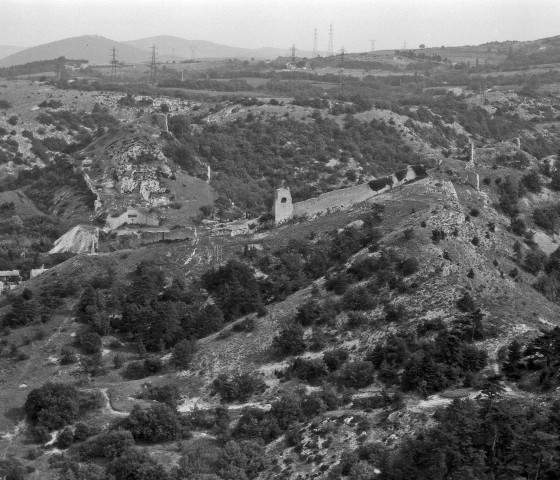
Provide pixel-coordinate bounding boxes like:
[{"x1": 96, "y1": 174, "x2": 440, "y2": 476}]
[{"x1": 0, "y1": 35, "x2": 152, "y2": 67}]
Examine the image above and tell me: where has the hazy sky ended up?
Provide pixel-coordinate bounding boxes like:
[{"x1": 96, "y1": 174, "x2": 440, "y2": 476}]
[{"x1": 1, "y1": 0, "x2": 559, "y2": 52}]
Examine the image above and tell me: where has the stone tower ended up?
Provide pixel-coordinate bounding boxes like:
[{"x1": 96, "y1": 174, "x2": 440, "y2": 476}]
[{"x1": 273, "y1": 187, "x2": 293, "y2": 224}]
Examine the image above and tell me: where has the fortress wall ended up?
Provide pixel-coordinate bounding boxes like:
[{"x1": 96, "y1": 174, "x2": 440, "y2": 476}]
[
  {"x1": 293, "y1": 183, "x2": 377, "y2": 218},
  {"x1": 292, "y1": 165, "x2": 418, "y2": 218}
]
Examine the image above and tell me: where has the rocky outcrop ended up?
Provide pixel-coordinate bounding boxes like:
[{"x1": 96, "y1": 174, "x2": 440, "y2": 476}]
[{"x1": 49, "y1": 225, "x2": 99, "y2": 254}]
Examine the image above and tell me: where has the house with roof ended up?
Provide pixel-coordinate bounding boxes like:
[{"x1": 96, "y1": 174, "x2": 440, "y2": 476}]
[
  {"x1": 106, "y1": 208, "x2": 159, "y2": 230},
  {"x1": 0, "y1": 270, "x2": 21, "y2": 291}
]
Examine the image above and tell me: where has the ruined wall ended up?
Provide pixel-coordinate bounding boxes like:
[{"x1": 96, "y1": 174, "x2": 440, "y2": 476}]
[
  {"x1": 292, "y1": 165, "x2": 419, "y2": 219},
  {"x1": 464, "y1": 171, "x2": 480, "y2": 191},
  {"x1": 293, "y1": 183, "x2": 375, "y2": 218},
  {"x1": 273, "y1": 188, "x2": 294, "y2": 223}
]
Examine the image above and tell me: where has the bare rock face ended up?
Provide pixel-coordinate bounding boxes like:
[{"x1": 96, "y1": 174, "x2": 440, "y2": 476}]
[{"x1": 49, "y1": 225, "x2": 99, "y2": 254}]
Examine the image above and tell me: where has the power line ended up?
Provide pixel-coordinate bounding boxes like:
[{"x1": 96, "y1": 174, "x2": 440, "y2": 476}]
[
  {"x1": 313, "y1": 29, "x2": 318, "y2": 57},
  {"x1": 328, "y1": 24, "x2": 334, "y2": 57},
  {"x1": 149, "y1": 44, "x2": 157, "y2": 84},
  {"x1": 291, "y1": 44, "x2": 296, "y2": 64},
  {"x1": 110, "y1": 47, "x2": 118, "y2": 81}
]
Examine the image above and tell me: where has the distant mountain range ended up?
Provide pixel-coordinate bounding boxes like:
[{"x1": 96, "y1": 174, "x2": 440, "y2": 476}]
[{"x1": 0, "y1": 35, "x2": 314, "y2": 67}]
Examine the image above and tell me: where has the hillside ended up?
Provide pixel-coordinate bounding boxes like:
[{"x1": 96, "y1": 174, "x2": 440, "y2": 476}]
[
  {"x1": 124, "y1": 35, "x2": 314, "y2": 60},
  {"x1": 1, "y1": 40, "x2": 560, "y2": 478},
  {"x1": 0, "y1": 35, "x2": 151, "y2": 67},
  {"x1": 0, "y1": 45, "x2": 25, "y2": 61}
]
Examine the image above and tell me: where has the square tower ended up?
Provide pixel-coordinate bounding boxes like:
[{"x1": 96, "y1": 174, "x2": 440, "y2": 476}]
[{"x1": 273, "y1": 187, "x2": 293, "y2": 223}]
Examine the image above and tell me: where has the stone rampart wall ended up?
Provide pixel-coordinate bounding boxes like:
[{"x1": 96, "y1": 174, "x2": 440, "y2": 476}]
[{"x1": 292, "y1": 165, "x2": 419, "y2": 218}]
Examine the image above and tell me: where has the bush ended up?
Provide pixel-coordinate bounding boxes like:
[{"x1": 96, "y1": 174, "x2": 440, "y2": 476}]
[
  {"x1": 171, "y1": 339, "x2": 196, "y2": 369},
  {"x1": 337, "y1": 361, "x2": 375, "y2": 389},
  {"x1": 77, "y1": 332, "x2": 102, "y2": 354},
  {"x1": 106, "y1": 450, "x2": 169, "y2": 480},
  {"x1": 139, "y1": 383, "x2": 181, "y2": 408},
  {"x1": 457, "y1": 292, "x2": 477, "y2": 312},
  {"x1": 284, "y1": 358, "x2": 329, "y2": 385},
  {"x1": 212, "y1": 372, "x2": 267, "y2": 402},
  {"x1": 117, "y1": 404, "x2": 189, "y2": 442},
  {"x1": 7, "y1": 115, "x2": 17, "y2": 125},
  {"x1": 521, "y1": 170, "x2": 542, "y2": 193},
  {"x1": 273, "y1": 323, "x2": 306, "y2": 356},
  {"x1": 80, "y1": 430, "x2": 134, "y2": 459},
  {"x1": 323, "y1": 349, "x2": 349, "y2": 371},
  {"x1": 510, "y1": 217, "x2": 526, "y2": 236},
  {"x1": 295, "y1": 299, "x2": 322, "y2": 326},
  {"x1": 397, "y1": 257, "x2": 419, "y2": 276},
  {"x1": 342, "y1": 286, "x2": 377, "y2": 311},
  {"x1": 25, "y1": 382, "x2": 101, "y2": 432}
]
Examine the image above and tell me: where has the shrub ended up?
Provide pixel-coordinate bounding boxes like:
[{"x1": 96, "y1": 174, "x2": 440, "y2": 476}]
[
  {"x1": 511, "y1": 217, "x2": 526, "y2": 236},
  {"x1": 337, "y1": 361, "x2": 375, "y2": 389},
  {"x1": 117, "y1": 404, "x2": 189, "y2": 442},
  {"x1": 273, "y1": 323, "x2": 306, "y2": 356},
  {"x1": 323, "y1": 349, "x2": 349, "y2": 371},
  {"x1": 284, "y1": 358, "x2": 329, "y2": 385},
  {"x1": 106, "y1": 450, "x2": 168, "y2": 480},
  {"x1": 80, "y1": 430, "x2": 135, "y2": 459},
  {"x1": 77, "y1": 332, "x2": 102, "y2": 354},
  {"x1": 25, "y1": 382, "x2": 100, "y2": 432},
  {"x1": 342, "y1": 286, "x2": 377, "y2": 311},
  {"x1": 397, "y1": 257, "x2": 419, "y2": 276},
  {"x1": 295, "y1": 299, "x2": 322, "y2": 326},
  {"x1": 56, "y1": 427, "x2": 74, "y2": 448},
  {"x1": 60, "y1": 346, "x2": 78, "y2": 365},
  {"x1": 368, "y1": 177, "x2": 392, "y2": 191},
  {"x1": 171, "y1": 339, "x2": 196, "y2": 369},
  {"x1": 212, "y1": 372, "x2": 267, "y2": 402},
  {"x1": 139, "y1": 383, "x2": 181, "y2": 408},
  {"x1": 457, "y1": 292, "x2": 477, "y2": 312},
  {"x1": 7, "y1": 115, "x2": 17, "y2": 125},
  {"x1": 384, "y1": 303, "x2": 407, "y2": 323},
  {"x1": 521, "y1": 170, "x2": 542, "y2": 193}
]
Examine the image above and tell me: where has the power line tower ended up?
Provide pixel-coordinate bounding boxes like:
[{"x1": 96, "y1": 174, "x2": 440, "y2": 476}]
[
  {"x1": 191, "y1": 46, "x2": 197, "y2": 61},
  {"x1": 291, "y1": 44, "x2": 296, "y2": 64},
  {"x1": 149, "y1": 44, "x2": 157, "y2": 84},
  {"x1": 110, "y1": 47, "x2": 118, "y2": 81},
  {"x1": 339, "y1": 46, "x2": 345, "y2": 95},
  {"x1": 313, "y1": 29, "x2": 318, "y2": 57},
  {"x1": 327, "y1": 24, "x2": 334, "y2": 57}
]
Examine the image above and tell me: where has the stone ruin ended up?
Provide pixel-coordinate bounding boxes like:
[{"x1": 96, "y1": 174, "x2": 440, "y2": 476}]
[
  {"x1": 273, "y1": 187, "x2": 294, "y2": 224},
  {"x1": 273, "y1": 165, "x2": 425, "y2": 224}
]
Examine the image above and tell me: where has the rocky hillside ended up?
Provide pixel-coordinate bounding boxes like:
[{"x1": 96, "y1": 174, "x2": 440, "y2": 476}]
[{"x1": 1, "y1": 50, "x2": 560, "y2": 479}]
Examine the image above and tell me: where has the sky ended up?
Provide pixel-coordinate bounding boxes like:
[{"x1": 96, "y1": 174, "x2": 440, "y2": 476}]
[{"x1": 1, "y1": 0, "x2": 559, "y2": 52}]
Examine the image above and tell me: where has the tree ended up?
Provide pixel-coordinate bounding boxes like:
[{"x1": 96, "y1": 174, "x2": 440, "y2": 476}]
[
  {"x1": 106, "y1": 449, "x2": 169, "y2": 480},
  {"x1": 419, "y1": 44, "x2": 426, "y2": 49},
  {"x1": 172, "y1": 339, "x2": 196, "y2": 369},
  {"x1": 272, "y1": 323, "x2": 306, "y2": 356},
  {"x1": 25, "y1": 382, "x2": 81, "y2": 431}
]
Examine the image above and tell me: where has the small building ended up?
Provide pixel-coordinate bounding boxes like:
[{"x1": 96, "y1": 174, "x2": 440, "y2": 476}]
[
  {"x1": 106, "y1": 208, "x2": 159, "y2": 230},
  {"x1": 0, "y1": 270, "x2": 21, "y2": 288}
]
